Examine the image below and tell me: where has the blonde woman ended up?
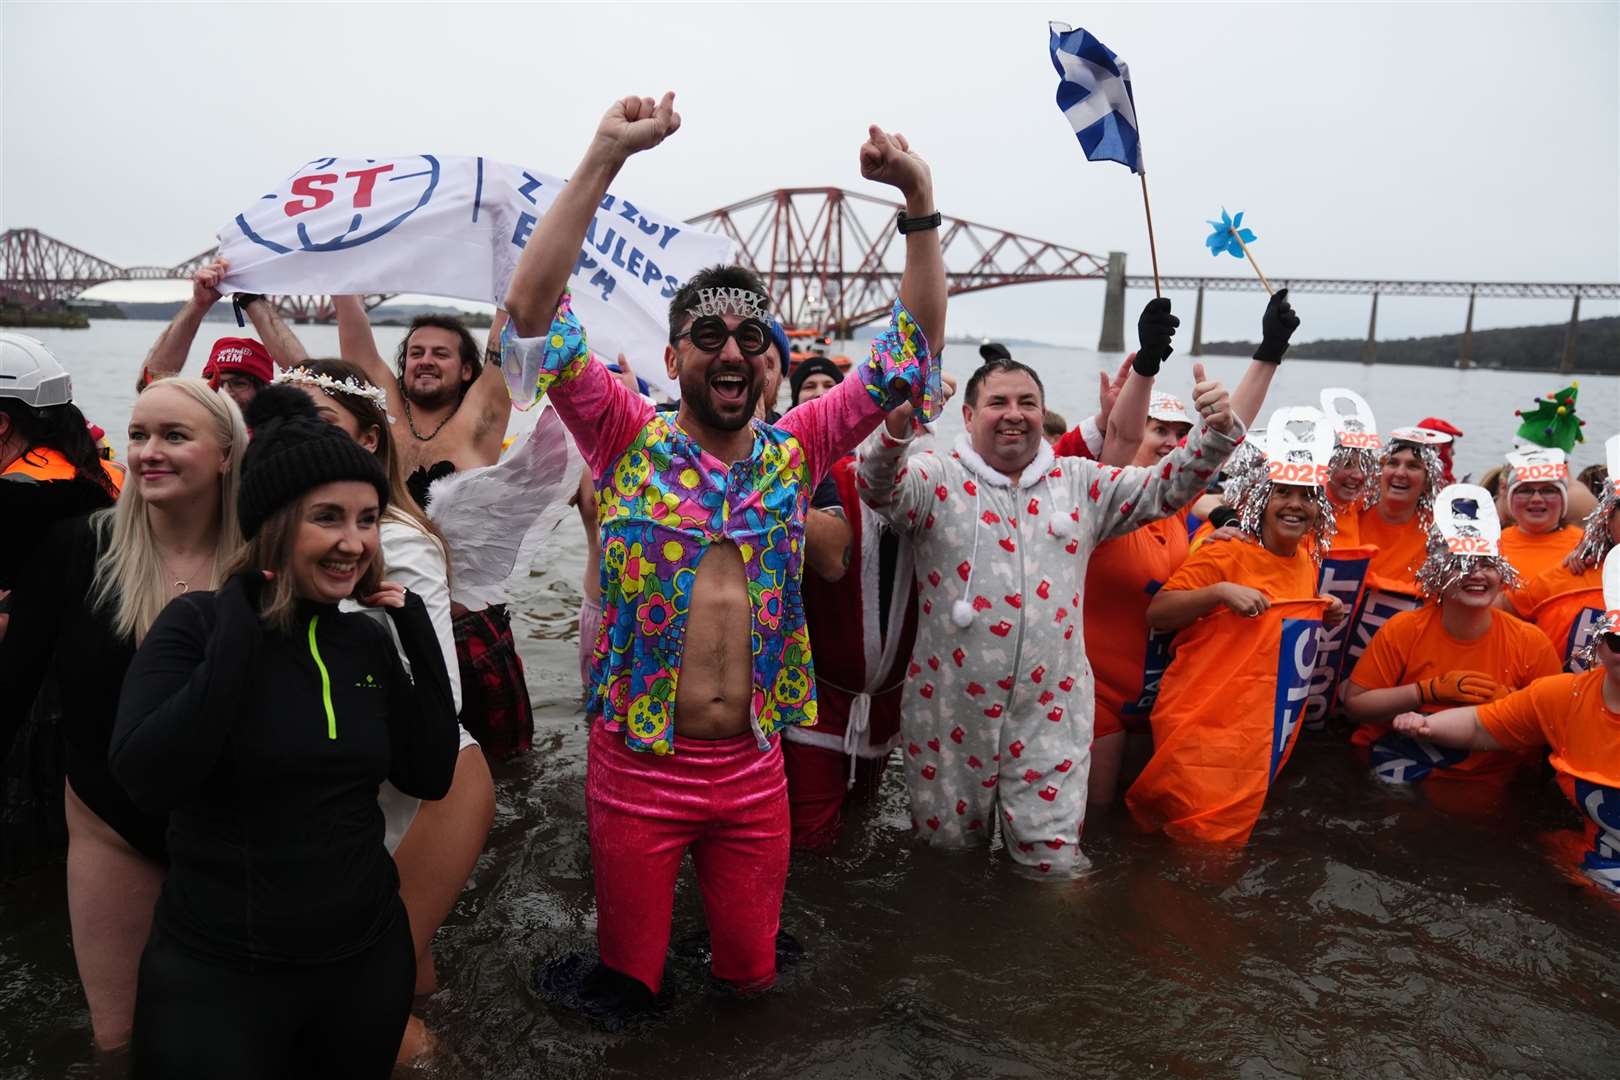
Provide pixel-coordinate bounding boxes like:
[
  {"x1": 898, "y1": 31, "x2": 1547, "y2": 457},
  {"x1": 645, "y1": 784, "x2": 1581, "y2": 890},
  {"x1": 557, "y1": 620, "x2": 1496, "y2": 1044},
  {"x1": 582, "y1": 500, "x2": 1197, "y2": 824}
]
[{"x1": 0, "y1": 377, "x2": 244, "y2": 1050}]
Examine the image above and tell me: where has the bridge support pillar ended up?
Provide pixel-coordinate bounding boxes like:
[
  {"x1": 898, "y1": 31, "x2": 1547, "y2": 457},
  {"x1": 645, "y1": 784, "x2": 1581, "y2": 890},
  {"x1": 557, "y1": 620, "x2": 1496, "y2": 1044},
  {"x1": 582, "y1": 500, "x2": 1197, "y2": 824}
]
[
  {"x1": 1558, "y1": 293, "x2": 1581, "y2": 375},
  {"x1": 1098, "y1": 252, "x2": 1127, "y2": 353},
  {"x1": 1458, "y1": 291, "x2": 1475, "y2": 369},
  {"x1": 1190, "y1": 285, "x2": 1205, "y2": 356},
  {"x1": 1360, "y1": 293, "x2": 1379, "y2": 365}
]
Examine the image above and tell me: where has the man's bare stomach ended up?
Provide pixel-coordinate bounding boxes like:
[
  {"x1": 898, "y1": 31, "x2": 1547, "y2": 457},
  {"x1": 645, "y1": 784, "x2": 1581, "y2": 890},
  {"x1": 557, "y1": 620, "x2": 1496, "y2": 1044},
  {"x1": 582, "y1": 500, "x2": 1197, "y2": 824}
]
[{"x1": 673, "y1": 543, "x2": 755, "y2": 740}]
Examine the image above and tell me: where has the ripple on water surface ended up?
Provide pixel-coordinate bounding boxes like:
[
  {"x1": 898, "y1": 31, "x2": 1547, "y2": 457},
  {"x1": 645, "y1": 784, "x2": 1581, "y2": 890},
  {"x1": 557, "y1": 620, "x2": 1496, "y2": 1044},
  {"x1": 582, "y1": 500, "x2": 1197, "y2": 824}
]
[{"x1": 5, "y1": 496, "x2": 1620, "y2": 1080}]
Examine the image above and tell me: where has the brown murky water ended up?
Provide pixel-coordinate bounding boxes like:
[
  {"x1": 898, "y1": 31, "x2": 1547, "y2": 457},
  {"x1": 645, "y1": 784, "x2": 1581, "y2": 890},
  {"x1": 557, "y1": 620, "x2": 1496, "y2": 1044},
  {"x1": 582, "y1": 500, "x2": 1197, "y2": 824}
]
[
  {"x1": 4, "y1": 323, "x2": 1619, "y2": 1076},
  {"x1": 5, "y1": 553, "x2": 1618, "y2": 1079}
]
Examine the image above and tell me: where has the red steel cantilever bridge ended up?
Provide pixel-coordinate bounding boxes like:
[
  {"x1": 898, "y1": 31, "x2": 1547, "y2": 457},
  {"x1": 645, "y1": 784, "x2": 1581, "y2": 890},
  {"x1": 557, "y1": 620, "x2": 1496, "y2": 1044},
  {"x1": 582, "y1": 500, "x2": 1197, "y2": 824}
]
[{"x1": 6, "y1": 188, "x2": 1618, "y2": 367}]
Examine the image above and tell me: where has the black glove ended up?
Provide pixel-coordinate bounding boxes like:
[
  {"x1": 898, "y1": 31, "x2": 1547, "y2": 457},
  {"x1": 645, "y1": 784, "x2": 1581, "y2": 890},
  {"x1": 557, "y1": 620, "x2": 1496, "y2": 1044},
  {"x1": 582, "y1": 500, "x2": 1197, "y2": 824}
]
[
  {"x1": 1253, "y1": 288, "x2": 1300, "y2": 364},
  {"x1": 1133, "y1": 297, "x2": 1178, "y2": 376}
]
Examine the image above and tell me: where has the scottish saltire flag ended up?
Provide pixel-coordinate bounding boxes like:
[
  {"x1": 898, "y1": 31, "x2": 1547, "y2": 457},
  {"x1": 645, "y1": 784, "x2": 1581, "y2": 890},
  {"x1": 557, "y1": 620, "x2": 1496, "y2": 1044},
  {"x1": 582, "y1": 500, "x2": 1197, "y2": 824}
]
[{"x1": 1049, "y1": 22, "x2": 1144, "y2": 174}]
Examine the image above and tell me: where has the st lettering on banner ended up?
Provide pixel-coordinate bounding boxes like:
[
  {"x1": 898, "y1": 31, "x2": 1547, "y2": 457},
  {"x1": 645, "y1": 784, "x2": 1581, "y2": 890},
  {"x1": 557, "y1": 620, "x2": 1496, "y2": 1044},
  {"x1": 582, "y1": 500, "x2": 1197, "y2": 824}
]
[
  {"x1": 216, "y1": 156, "x2": 736, "y2": 398},
  {"x1": 1303, "y1": 545, "x2": 1374, "y2": 729}
]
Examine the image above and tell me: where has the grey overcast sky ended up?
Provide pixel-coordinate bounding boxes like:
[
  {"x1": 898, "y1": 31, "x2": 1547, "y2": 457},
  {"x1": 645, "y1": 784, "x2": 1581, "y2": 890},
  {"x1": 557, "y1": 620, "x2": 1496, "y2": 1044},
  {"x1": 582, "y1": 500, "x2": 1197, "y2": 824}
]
[{"x1": 3, "y1": 1, "x2": 1617, "y2": 346}]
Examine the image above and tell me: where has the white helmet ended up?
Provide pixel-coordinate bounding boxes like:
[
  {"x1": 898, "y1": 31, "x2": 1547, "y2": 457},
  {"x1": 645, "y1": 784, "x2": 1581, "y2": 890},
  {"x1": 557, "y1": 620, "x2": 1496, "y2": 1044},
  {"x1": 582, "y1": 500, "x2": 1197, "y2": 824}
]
[{"x1": 0, "y1": 333, "x2": 72, "y2": 408}]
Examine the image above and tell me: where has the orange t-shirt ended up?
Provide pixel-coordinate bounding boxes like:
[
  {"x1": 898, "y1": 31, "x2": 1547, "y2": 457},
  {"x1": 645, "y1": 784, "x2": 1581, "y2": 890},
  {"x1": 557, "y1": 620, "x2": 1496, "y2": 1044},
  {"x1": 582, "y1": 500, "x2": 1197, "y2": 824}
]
[
  {"x1": 1328, "y1": 497, "x2": 1362, "y2": 548},
  {"x1": 1188, "y1": 518, "x2": 1216, "y2": 552},
  {"x1": 1519, "y1": 562, "x2": 1607, "y2": 669},
  {"x1": 1348, "y1": 606, "x2": 1561, "y2": 788},
  {"x1": 1513, "y1": 560, "x2": 1602, "y2": 618},
  {"x1": 1085, "y1": 511, "x2": 1189, "y2": 726},
  {"x1": 1500, "y1": 525, "x2": 1581, "y2": 593},
  {"x1": 1478, "y1": 670, "x2": 1620, "y2": 893},
  {"x1": 1162, "y1": 532, "x2": 1318, "y2": 602},
  {"x1": 1348, "y1": 504, "x2": 1428, "y2": 594}
]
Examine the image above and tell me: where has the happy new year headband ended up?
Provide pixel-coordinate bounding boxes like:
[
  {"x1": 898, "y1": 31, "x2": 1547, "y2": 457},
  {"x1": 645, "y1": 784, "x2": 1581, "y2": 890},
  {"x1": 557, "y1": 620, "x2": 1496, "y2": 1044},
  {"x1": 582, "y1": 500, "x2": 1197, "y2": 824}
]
[{"x1": 684, "y1": 287, "x2": 773, "y2": 321}]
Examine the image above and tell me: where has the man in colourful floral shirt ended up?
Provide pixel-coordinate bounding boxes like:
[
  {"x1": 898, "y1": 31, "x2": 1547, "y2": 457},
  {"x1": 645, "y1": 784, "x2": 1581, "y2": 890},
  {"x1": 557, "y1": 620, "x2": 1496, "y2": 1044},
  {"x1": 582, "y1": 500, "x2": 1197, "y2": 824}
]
[{"x1": 503, "y1": 92, "x2": 945, "y2": 1011}]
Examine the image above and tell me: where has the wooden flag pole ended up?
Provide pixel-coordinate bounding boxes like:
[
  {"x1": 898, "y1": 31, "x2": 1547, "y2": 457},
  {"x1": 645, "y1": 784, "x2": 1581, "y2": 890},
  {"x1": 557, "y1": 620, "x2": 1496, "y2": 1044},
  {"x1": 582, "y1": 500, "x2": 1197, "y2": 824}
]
[
  {"x1": 1232, "y1": 231, "x2": 1274, "y2": 295},
  {"x1": 1138, "y1": 171, "x2": 1162, "y2": 298}
]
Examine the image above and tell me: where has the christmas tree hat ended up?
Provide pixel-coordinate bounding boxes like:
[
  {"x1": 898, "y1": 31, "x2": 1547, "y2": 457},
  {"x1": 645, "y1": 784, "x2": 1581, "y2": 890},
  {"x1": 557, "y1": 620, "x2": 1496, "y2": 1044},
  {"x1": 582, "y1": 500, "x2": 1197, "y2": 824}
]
[{"x1": 1513, "y1": 382, "x2": 1586, "y2": 452}]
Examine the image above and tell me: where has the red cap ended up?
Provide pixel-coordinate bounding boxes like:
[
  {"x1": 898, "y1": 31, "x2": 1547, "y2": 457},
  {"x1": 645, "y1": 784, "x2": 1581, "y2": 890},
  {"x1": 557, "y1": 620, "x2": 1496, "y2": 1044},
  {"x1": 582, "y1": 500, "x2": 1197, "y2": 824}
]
[
  {"x1": 202, "y1": 337, "x2": 273, "y2": 386},
  {"x1": 1417, "y1": 417, "x2": 1463, "y2": 438}
]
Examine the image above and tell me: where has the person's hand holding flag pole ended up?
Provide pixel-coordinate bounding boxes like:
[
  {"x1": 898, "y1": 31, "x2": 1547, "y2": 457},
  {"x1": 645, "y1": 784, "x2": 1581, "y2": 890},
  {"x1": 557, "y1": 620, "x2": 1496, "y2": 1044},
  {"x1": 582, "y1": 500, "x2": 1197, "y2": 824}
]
[{"x1": 1049, "y1": 21, "x2": 1160, "y2": 297}]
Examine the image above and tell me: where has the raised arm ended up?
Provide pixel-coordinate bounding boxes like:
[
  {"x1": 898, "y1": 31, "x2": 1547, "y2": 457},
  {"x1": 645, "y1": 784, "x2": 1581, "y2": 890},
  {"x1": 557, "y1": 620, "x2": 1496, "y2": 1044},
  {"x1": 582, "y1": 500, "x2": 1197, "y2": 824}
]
[
  {"x1": 856, "y1": 427, "x2": 944, "y2": 537},
  {"x1": 1082, "y1": 363, "x2": 1242, "y2": 546},
  {"x1": 505, "y1": 93, "x2": 680, "y2": 337},
  {"x1": 333, "y1": 295, "x2": 394, "y2": 391},
  {"x1": 863, "y1": 127, "x2": 944, "y2": 355},
  {"x1": 1099, "y1": 368, "x2": 1151, "y2": 466},
  {"x1": 1229, "y1": 290, "x2": 1300, "y2": 427},
  {"x1": 138, "y1": 258, "x2": 228, "y2": 389},
  {"x1": 461, "y1": 340, "x2": 515, "y2": 463},
  {"x1": 238, "y1": 295, "x2": 308, "y2": 370}
]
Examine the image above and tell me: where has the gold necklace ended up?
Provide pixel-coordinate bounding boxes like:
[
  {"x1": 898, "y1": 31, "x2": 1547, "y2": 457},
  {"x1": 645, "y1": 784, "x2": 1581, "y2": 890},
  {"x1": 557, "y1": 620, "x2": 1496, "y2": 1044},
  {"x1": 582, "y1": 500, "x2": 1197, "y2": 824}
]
[{"x1": 160, "y1": 551, "x2": 213, "y2": 594}]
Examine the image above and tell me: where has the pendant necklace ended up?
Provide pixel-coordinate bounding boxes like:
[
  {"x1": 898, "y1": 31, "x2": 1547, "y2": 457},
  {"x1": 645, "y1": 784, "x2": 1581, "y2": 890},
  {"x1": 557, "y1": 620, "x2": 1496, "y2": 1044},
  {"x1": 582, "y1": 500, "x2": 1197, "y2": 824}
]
[
  {"x1": 402, "y1": 395, "x2": 454, "y2": 442},
  {"x1": 161, "y1": 551, "x2": 212, "y2": 594}
]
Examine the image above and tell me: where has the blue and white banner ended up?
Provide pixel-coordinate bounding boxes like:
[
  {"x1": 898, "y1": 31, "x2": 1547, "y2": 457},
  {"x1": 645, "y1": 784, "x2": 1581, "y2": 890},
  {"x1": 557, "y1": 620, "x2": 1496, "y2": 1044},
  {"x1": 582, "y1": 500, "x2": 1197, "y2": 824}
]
[
  {"x1": 1303, "y1": 548, "x2": 1375, "y2": 728},
  {"x1": 1369, "y1": 732, "x2": 1469, "y2": 785},
  {"x1": 1048, "y1": 23, "x2": 1144, "y2": 173},
  {"x1": 1270, "y1": 616, "x2": 1321, "y2": 782},
  {"x1": 1575, "y1": 778, "x2": 1620, "y2": 894},
  {"x1": 216, "y1": 155, "x2": 736, "y2": 397},
  {"x1": 1341, "y1": 587, "x2": 1424, "y2": 684}
]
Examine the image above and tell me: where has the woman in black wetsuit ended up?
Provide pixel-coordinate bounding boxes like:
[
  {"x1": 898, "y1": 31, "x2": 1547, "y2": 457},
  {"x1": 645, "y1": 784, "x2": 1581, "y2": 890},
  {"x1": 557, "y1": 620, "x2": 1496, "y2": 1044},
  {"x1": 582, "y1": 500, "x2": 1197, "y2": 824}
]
[
  {"x1": 110, "y1": 387, "x2": 458, "y2": 1079},
  {"x1": 0, "y1": 376, "x2": 244, "y2": 1051}
]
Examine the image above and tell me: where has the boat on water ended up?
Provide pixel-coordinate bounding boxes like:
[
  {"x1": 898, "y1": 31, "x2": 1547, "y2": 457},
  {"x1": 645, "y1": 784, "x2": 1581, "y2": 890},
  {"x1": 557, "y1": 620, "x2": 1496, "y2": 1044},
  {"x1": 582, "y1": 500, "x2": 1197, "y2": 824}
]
[{"x1": 784, "y1": 291, "x2": 853, "y2": 372}]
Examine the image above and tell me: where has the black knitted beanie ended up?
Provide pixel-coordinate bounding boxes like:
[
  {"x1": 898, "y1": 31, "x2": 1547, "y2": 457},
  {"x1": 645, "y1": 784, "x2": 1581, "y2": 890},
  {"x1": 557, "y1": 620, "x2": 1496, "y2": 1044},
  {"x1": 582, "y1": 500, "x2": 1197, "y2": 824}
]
[
  {"x1": 789, "y1": 356, "x2": 844, "y2": 407},
  {"x1": 238, "y1": 384, "x2": 389, "y2": 539}
]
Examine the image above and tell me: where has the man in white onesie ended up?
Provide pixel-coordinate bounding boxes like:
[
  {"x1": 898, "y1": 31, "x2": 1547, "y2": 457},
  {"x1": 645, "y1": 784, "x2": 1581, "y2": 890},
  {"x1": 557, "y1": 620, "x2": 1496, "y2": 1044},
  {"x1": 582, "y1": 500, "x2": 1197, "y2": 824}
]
[{"x1": 857, "y1": 313, "x2": 1242, "y2": 875}]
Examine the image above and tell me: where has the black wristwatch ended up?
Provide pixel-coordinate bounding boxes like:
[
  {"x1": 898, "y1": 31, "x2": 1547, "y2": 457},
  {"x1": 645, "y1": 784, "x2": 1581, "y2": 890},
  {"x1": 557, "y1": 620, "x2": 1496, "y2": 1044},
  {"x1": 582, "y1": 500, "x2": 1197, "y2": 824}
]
[
  {"x1": 896, "y1": 210, "x2": 942, "y2": 234},
  {"x1": 230, "y1": 292, "x2": 264, "y2": 328}
]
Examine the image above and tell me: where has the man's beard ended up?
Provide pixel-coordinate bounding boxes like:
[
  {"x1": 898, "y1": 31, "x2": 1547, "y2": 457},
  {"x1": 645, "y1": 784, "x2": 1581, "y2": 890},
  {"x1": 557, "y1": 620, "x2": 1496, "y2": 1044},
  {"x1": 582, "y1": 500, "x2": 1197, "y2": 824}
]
[
  {"x1": 403, "y1": 374, "x2": 460, "y2": 410},
  {"x1": 680, "y1": 367, "x2": 760, "y2": 433}
]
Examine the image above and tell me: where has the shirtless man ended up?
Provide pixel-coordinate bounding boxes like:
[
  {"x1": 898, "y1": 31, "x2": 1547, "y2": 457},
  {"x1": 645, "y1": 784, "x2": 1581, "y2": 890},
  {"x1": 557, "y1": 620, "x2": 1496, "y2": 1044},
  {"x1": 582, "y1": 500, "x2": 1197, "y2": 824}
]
[
  {"x1": 504, "y1": 91, "x2": 944, "y2": 1008},
  {"x1": 332, "y1": 299, "x2": 511, "y2": 504},
  {"x1": 333, "y1": 299, "x2": 528, "y2": 757}
]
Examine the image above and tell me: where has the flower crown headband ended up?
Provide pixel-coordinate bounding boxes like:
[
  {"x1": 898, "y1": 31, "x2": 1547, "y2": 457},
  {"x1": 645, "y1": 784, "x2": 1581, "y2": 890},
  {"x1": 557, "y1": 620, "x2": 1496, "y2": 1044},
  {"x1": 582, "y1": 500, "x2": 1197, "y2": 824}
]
[{"x1": 273, "y1": 367, "x2": 394, "y2": 423}]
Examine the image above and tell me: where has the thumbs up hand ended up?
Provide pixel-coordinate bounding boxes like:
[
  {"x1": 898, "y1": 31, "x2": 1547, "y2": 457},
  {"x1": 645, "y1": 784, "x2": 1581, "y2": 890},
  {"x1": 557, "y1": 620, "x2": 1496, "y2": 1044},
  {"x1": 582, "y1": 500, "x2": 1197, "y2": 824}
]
[{"x1": 1190, "y1": 362, "x2": 1235, "y2": 434}]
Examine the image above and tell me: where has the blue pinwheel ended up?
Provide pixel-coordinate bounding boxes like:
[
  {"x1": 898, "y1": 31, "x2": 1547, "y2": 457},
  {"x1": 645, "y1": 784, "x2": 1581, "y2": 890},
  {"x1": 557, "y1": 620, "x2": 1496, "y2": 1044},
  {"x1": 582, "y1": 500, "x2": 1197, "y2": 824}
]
[
  {"x1": 1205, "y1": 207, "x2": 1274, "y2": 292},
  {"x1": 1205, "y1": 208, "x2": 1256, "y2": 258}
]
